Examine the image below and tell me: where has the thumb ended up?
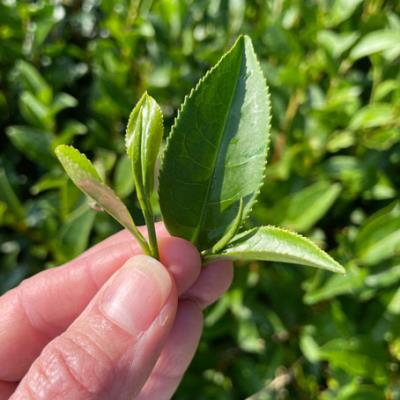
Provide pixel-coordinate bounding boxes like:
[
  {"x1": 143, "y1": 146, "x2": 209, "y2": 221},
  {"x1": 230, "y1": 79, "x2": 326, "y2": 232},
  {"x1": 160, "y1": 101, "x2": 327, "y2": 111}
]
[{"x1": 12, "y1": 255, "x2": 177, "y2": 400}]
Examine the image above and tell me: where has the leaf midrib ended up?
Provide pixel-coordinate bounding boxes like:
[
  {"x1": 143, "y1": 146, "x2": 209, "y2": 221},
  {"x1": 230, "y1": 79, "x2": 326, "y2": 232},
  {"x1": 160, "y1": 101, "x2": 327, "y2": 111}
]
[{"x1": 190, "y1": 46, "x2": 244, "y2": 245}]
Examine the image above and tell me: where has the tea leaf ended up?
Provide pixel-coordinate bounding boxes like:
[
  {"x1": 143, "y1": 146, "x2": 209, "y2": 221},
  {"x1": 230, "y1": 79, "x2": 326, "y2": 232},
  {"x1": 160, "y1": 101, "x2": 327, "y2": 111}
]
[
  {"x1": 6, "y1": 125, "x2": 54, "y2": 167},
  {"x1": 126, "y1": 92, "x2": 164, "y2": 196},
  {"x1": 211, "y1": 198, "x2": 243, "y2": 254},
  {"x1": 350, "y1": 30, "x2": 400, "y2": 60},
  {"x1": 114, "y1": 155, "x2": 135, "y2": 198},
  {"x1": 125, "y1": 93, "x2": 164, "y2": 258},
  {"x1": 0, "y1": 168, "x2": 25, "y2": 220},
  {"x1": 255, "y1": 181, "x2": 341, "y2": 232},
  {"x1": 355, "y1": 201, "x2": 400, "y2": 266},
  {"x1": 206, "y1": 226, "x2": 345, "y2": 273},
  {"x1": 55, "y1": 145, "x2": 149, "y2": 253},
  {"x1": 55, "y1": 145, "x2": 101, "y2": 182},
  {"x1": 159, "y1": 35, "x2": 270, "y2": 250},
  {"x1": 58, "y1": 204, "x2": 96, "y2": 261}
]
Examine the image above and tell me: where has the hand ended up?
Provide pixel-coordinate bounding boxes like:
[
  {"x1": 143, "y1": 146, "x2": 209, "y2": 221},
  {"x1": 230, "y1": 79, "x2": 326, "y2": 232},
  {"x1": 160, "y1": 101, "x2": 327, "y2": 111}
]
[{"x1": 0, "y1": 223, "x2": 233, "y2": 399}]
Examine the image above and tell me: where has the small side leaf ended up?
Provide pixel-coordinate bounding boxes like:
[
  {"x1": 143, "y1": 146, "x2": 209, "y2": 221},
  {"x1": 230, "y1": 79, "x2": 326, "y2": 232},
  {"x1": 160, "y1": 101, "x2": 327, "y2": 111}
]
[
  {"x1": 211, "y1": 198, "x2": 244, "y2": 254},
  {"x1": 205, "y1": 226, "x2": 345, "y2": 274},
  {"x1": 55, "y1": 145, "x2": 149, "y2": 254}
]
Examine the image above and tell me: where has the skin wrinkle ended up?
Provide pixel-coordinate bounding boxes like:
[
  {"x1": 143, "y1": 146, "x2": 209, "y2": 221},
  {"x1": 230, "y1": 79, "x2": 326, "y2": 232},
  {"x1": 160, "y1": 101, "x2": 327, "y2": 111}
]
[
  {"x1": 62, "y1": 332, "x2": 114, "y2": 377},
  {"x1": 79, "y1": 255, "x2": 105, "y2": 295},
  {"x1": 22, "y1": 376, "x2": 37, "y2": 400},
  {"x1": 41, "y1": 346, "x2": 91, "y2": 398},
  {"x1": 50, "y1": 335, "x2": 112, "y2": 396},
  {"x1": 16, "y1": 284, "x2": 54, "y2": 342}
]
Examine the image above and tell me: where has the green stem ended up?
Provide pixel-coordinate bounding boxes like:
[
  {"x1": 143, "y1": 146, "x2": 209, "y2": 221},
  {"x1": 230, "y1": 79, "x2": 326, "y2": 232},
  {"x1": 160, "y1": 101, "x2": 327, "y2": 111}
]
[
  {"x1": 143, "y1": 201, "x2": 159, "y2": 259},
  {"x1": 129, "y1": 223, "x2": 152, "y2": 256},
  {"x1": 136, "y1": 188, "x2": 159, "y2": 259}
]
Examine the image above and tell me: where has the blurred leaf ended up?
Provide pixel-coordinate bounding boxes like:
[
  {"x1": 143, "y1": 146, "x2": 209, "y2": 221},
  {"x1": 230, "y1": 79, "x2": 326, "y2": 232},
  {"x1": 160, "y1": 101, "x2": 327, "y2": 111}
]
[
  {"x1": 0, "y1": 168, "x2": 25, "y2": 220},
  {"x1": 365, "y1": 264, "x2": 400, "y2": 289},
  {"x1": 304, "y1": 267, "x2": 365, "y2": 304},
  {"x1": 114, "y1": 155, "x2": 134, "y2": 198},
  {"x1": 256, "y1": 182, "x2": 341, "y2": 232},
  {"x1": 361, "y1": 127, "x2": 400, "y2": 151},
  {"x1": 31, "y1": 173, "x2": 65, "y2": 195},
  {"x1": 355, "y1": 201, "x2": 400, "y2": 266},
  {"x1": 349, "y1": 103, "x2": 396, "y2": 130},
  {"x1": 350, "y1": 30, "x2": 400, "y2": 60},
  {"x1": 6, "y1": 125, "x2": 53, "y2": 166},
  {"x1": 51, "y1": 93, "x2": 78, "y2": 114},
  {"x1": 319, "y1": 337, "x2": 388, "y2": 381},
  {"x1": 388, "y1": 287, "x2": 400, "y2": 315},
  {"x1": 328, "y1": 0, "x2": 363, "y2": 26},
  {"x1": 57, "y1": 204, "x2": 96, "y2": 261},
  {"x1": 56, "y1": 120, "x2": 87, "y2": 145},
  {"x1": 237, "y1": 319, "x2": 265, "y2": 353},
  {"x1": 15, "y1": 60, "x2": 52, "y2": 103},
  {"x1": 19, "y1": 91, "x2": 51, "y2": 129},
  {"x1": 318, "y1": 31, "x2": 359, "y2": 58}
]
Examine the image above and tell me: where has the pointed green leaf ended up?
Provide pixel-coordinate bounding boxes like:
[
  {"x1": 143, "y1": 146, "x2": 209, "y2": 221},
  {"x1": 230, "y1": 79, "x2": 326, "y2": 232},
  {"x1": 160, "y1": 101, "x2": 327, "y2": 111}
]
[
  {"x1": 55, "y1": 145, "x2": 149, "y2": 253},
  {"x1": 211, "y1": 198, "x2": 243, "y2": 254},
  {"x1": 125, "y1": 92, "x2": 164, "y2": 196},
  {"x1": 205, "y1": 226, "x2": 345, "y2": 274},
  {"x1": 55, "y1": 145, "x2": 101, "y2": 184},
  {"x1": 125, "y1": 93, "x2": 164, "y2": 259},
  {"x1": 159, "y1": 35, "x2": 271, "y2": 250}
]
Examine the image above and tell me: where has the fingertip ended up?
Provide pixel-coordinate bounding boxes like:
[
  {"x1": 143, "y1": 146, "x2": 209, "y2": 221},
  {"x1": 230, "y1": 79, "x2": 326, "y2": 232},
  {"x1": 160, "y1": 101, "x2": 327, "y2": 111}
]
[
  {"x1": 158, "y1": 236, "x2": 201, "y2": 295},
  {"x1": 184, "y1": 259, "x2": 234, "y2": 309}
]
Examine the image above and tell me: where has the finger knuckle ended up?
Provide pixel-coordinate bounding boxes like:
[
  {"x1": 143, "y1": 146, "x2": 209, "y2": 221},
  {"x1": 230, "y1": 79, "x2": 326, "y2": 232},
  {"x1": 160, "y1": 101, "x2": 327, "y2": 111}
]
[{"x1": 22, "y1": 332, "x2": 115, "y2": 399}]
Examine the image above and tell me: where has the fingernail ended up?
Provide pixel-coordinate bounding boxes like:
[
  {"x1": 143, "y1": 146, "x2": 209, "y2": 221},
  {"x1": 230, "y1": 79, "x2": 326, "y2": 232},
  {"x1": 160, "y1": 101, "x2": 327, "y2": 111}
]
[{"x1": 100, "y1": 255, "x2": 172, "y2": 335}]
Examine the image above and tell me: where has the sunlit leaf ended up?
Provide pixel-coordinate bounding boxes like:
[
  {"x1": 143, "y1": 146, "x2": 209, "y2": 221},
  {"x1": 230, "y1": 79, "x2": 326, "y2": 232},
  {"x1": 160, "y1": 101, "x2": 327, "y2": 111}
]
[
  {"x1": 55, "y1": 145, "x2": 149, "y2": 253},
  {"x1": 206, "y1": 226, "x2": 345, "y2": 273},
  {"x1": 159, "y1": 35, "x2": 271, "y2": 250}
]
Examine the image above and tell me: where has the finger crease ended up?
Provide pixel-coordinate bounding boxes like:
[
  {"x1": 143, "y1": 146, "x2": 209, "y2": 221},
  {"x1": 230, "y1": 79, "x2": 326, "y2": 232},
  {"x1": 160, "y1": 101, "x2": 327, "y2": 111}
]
[{"x1": 16, "y1": 287, "x2": 53, "y2": 341}]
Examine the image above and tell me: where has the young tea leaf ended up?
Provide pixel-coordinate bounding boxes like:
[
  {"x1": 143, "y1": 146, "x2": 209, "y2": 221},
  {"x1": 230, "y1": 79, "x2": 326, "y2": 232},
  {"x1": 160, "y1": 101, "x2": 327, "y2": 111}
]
[
  {"x1": 126, "y1": 92, "x2": 164, "y2": 196},
  {"x1": 159, "y1": 35, "x2": 271, "y2": 250},
  {"x1": 55, "y1": 145, "x2": 149, "y2": 254},
  {"x1": 205, "y1": 226, "x2": 345, "y2": 274},
  {"x1": 211, "y1": 198, "x2": 243, "y2": 254},
  {"x1": 125, "y1": 93, "x2": 164, "y2": 258}
]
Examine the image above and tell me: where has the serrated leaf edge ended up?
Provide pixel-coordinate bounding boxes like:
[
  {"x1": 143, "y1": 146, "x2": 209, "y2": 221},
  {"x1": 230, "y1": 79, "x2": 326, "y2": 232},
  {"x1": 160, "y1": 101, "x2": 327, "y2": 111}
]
[
  {"x1": 158, "y1": 35, "x2": 271, "y2": 242},
  {"x1": 206, "y1": 225, "x2": 346, "y2": 274}
]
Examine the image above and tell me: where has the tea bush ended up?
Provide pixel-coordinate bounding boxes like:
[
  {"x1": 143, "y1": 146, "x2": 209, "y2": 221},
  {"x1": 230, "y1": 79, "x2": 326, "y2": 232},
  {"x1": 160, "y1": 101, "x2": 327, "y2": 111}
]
[{"x1": 1, "y1": 0, "x2": 399, "y2": 398}]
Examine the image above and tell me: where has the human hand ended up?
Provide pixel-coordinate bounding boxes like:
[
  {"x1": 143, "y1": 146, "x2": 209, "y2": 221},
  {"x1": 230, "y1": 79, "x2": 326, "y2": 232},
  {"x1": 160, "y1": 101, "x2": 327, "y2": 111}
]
[{"x1": 0, "y1": 223, "x2": 233, "y2": 399}]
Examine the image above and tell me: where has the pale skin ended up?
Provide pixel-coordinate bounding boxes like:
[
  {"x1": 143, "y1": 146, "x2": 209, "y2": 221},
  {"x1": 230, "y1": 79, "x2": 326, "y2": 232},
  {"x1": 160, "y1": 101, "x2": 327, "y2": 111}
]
[{"x1": 0, "y1": 223, "x2": 233, "y2": 399}]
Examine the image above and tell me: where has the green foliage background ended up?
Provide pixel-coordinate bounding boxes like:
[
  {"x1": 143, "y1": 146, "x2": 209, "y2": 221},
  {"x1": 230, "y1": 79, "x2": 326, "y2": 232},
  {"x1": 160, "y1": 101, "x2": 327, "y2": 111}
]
[{"x1": 1, "y1": 0, "x2": 400, "y2": 398}]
